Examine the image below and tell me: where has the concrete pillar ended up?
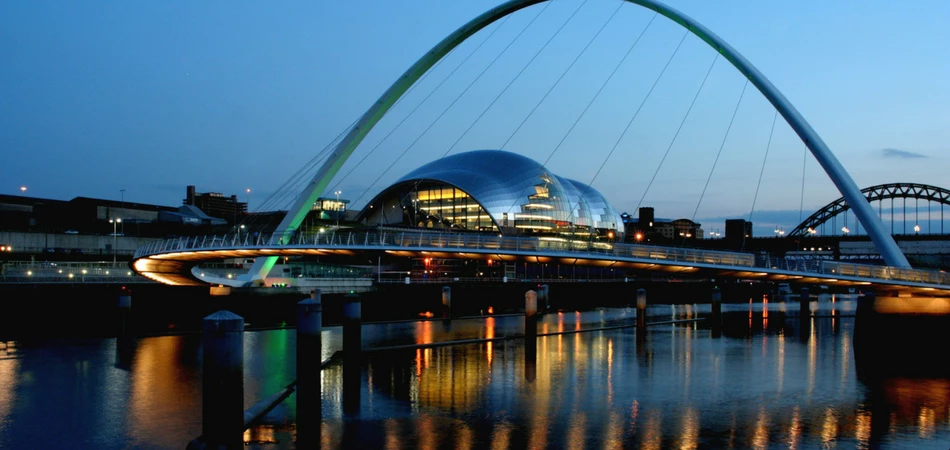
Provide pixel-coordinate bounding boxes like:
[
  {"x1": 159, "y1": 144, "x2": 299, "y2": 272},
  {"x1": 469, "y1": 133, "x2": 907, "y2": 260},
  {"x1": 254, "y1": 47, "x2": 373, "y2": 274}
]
[
  {"x1": 524, "y1": 290, "x2": 538, "y2": 382},
  {"x1": 343, "y1": 293, "x2": 361, "y2": 416},
  {"x1": 442, "y1": 286, "x2": 452, "y2": 320},
  {"x1": 296, "y1": 290, "x2": 322, "y2": 448},
  {"x1": 117, "y1": 287, "x2": 132, "y2": 338},
  {"x1": 799, "y1": 287, "x2": 810, "y2": 317},
  {"x1": 636, "y1": 288, "x2": 647, "y2": 330},
  {"x1": 202, "y1": 311, "x2": 244, "y2": 450},
  {"x1": 711, "y1": 286, "x2": 722, "y2": 337}
]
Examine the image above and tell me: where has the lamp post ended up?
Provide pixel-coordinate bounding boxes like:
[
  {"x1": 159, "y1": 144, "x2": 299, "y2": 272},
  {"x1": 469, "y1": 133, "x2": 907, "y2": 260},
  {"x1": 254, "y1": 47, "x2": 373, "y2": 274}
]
[
  {"x1": 110, "y1": 218, "x2": 121, "y2": 265},
  {"x1": 334, "y1": 190, "x2": 342, "y2": 228}
]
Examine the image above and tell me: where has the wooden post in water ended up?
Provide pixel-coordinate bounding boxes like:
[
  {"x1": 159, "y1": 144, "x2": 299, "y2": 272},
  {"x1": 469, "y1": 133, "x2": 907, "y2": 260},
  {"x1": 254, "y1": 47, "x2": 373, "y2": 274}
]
[
  {"x1": 296, "y1": 289, "x2": 322, "y2": 447},
  {"x1": 441, "y1": 286, "x2": 452, "y2": 320},
  {"x1": 524, "y1": 290, "x2": 538, "y2": 382},
  {"x1": 343, "y1": 293, "x2": 361, "y2": 416},
  {"x1": 202, "y1": 310, "x2": 244, "y2": 450},
  {"x1": 636, "y1": 288, "x2": 647, "y2": 330}
]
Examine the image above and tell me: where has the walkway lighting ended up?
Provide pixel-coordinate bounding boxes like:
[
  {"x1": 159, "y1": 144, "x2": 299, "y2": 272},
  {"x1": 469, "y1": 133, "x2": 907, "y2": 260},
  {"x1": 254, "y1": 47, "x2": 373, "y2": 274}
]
[{"x1": 109, "y1": 218, "x2": 122, "y2": 265}]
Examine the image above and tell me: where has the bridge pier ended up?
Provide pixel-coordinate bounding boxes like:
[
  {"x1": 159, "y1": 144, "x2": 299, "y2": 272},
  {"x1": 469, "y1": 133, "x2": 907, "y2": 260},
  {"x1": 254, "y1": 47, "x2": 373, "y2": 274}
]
[
  {"x1": 296, "y1": 290, "x2": 322, "y2": 448},
  {"x1": 710, "y1": 287, "x2": 721, "y2": 337},
  {"x1": 201, "y1": 311, "x2": 245, "y2": 450},
  {"x1": 442, "y1": 286, "x2": 451, "y2": 320},
  {"x1": 636, "y1": 288, "x2": 647, "y2": 330},
  {"x1": 524, "y1": 290, "x2": 537, "y2": 382},
  {"x1": 799, "y1": 287, "x2": 811, "y2": 317},
  {"x1": 540, "y1": 284, "x2": 550, "y2": 313},
  {"x1": 117, "y1": 287, "x2": 132, "y2": 338},
  {"x1": 343, "y1": 293, "x2": 361, "y2": 416}
]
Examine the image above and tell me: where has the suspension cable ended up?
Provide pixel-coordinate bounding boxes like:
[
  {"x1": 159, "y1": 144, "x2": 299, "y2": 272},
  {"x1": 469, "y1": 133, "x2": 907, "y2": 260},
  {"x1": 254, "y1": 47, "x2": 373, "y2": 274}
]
[
  {"x1": 691, "y1": 79, "x2": 749, "y2": 223},
  {"x1": 325, "y1": 14, "x2": 516, "y2": 198},
  {"x1": 798, "y1": 125, "x2": 808, "y2": 238},
  {"x1": 525, "y1": 11, "x2": 658, "y2": 227},
  {"x1": 497, "y1": 2, "x2": 628, "y2": 217},
  {"x1": 390, "y1": 0, "x2": 587, "y2": 223},
  {"x1": 499, "y1": 0, "x2": 608, "y2": 151},
  {"x1": 347, "y1": 2, "x2": 564, "y2": 210},
  {"x1": 634, "y1": 52, "x2": 720, "y2": 215},
  {"x1": 748, "y1": 110, "x2": 779, "y2": 227}
]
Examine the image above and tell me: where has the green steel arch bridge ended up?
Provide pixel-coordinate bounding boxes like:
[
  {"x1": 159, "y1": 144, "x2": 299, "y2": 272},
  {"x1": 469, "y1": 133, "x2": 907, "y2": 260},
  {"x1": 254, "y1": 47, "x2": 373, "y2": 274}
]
[{"x1": 132, "y1": 0, "x2": 949, "y2": 305}]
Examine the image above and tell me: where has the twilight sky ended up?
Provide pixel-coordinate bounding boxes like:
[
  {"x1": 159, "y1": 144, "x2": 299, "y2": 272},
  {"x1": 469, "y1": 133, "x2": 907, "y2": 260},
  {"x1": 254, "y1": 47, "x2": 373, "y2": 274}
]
[{"x1": 2, "y1": 0, "x2": 948, "y2": 235}]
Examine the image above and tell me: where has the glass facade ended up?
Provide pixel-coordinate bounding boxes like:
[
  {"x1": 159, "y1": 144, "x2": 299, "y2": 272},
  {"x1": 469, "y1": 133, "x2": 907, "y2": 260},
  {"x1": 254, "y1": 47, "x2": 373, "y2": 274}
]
[{"x1": 359, "y1": 150, "x2": 624, "y2": 239}]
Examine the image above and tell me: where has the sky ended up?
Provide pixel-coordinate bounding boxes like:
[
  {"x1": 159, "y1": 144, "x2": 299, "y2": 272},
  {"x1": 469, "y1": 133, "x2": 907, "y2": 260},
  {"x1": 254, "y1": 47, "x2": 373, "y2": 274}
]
[{"x1": 2, "y1": 0, "x2": 948, "y2": 236}]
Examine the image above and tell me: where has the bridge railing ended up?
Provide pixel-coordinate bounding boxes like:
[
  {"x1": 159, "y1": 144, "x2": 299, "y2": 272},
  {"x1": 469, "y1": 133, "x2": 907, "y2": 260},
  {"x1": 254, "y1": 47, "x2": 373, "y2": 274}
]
[
  {"x1": 134, "y1": 230, "x2": 758, "y2": 269},
  {"x1": 820, "y1": 261, "x2": 950, "y2": 287}
]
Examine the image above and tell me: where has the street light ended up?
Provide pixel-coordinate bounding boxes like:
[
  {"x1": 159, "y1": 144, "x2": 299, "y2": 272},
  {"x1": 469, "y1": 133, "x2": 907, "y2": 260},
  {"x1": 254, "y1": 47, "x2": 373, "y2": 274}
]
[
  {"x1": 246, "y1": 188, "x2": 251, "y2": 210},
  {"x1": 334, "y1": 190, "x2": 342, "y2": 228},
  {"x1": 109, "y1": 218, "x2": 121, "y2": 265},
  {"x1": 842, "y1": 226, "x2": 850, "y2": 235},
  {"x1": 20, "y1": 186, "x2": 26, "y2": 194},
  {"x1": 914, "y1": 224, "x2": 920, "y2": 234}
]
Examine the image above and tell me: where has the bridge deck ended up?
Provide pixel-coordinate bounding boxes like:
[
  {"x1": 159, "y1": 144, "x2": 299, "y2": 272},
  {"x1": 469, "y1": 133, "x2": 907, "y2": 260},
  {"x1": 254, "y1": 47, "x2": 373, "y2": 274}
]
[{"x1": 131, "y1": 231, "x2": 950, "y2": 294}]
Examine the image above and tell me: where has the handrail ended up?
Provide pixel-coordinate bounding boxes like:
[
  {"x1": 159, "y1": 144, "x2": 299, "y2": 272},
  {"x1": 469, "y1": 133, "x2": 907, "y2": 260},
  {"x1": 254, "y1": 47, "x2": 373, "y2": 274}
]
[{"x1": 130, "y1": 230, "x2": 950, "y2": 287}]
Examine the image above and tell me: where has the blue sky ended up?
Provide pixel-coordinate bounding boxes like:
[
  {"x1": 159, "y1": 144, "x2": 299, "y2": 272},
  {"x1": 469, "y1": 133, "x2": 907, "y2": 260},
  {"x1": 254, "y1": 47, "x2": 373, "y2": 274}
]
[{"x1": 2, "y1": 0, "x2": 948, "y2": 236}]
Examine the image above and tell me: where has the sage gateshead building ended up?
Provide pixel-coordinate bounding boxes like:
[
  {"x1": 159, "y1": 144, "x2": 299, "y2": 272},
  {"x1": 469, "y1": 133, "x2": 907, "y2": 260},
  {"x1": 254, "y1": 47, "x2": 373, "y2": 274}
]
[{"x1": 358, "y1": 150, "x2": 624, "y2": 242}]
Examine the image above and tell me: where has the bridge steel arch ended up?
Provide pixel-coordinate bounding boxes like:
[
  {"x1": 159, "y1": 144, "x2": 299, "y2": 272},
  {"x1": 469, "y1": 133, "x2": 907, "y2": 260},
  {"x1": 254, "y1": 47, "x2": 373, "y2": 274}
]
[
  {"x1": 790, "y1": 183, "x2": 950, "y2": 237},
  {"x1": 243, "y1": 0, "x2": 909, "y2": 285}
]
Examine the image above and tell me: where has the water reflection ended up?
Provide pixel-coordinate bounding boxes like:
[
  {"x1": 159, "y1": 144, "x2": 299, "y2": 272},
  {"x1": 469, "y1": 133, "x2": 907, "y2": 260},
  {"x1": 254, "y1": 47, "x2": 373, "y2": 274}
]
[{"x1": 0, "y1": 300, "x2": 947, "y2": 449}]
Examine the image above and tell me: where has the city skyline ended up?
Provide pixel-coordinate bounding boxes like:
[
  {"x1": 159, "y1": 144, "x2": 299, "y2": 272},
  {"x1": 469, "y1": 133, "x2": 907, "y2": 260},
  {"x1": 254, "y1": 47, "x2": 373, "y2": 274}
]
[{"x1": 2, "y1": 0, "x2": 948, "y2": 236}]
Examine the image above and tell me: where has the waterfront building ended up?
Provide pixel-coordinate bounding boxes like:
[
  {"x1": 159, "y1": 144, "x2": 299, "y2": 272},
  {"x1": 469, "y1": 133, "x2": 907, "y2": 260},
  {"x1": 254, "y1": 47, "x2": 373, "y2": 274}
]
[
  {"x1": 183, "y1": 185, "x2": 247, "y2": 224},
  {"x1": 357, "y1": 150, "x2": 625, "y2": 241}
]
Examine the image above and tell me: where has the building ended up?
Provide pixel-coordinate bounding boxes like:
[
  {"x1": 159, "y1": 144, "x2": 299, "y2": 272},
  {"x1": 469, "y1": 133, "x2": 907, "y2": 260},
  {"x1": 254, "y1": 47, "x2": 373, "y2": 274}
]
[
  {"x1": 357, "y1": 150, "x2": 625, "y2": 240},
  {"x1": 184, "y1": 185, "x2": 247, "y2": 224},
  {"x1": 725, "y1": 218, "x2": 753, "y2": 249},
  {"x1": 310, "y1": 197, "x2": 349, "y2": 221},
  {"x1": 620, "y1": 207, "x2": 703, "y2": 242}
]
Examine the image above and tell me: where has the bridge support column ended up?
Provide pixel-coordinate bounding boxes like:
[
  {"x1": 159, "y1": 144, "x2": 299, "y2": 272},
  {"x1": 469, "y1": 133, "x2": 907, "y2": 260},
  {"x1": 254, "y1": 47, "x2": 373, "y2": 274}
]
[
  {"x1": 540, "y1": 284, "x2": 550, "y2": 313},
  {"x1": 201, "y1": 310, "x2": 244, "y2": 450},
  {"x1": 524, "y1": 290, "x2": 537, "y2": 382},
  {"x1": 296, "y1": 289, "x2": 322, "y2": 447},
  {"x1": 799, "y1": 287, "x2": 811, "y2": 318},
  {"x1": 711, "y1": 287, "x2": 721, "y2": 337},
  {"x1": 117, "y1": 287, "x2": 132, "y2": 338},
  {"x1": 636, "y1": 288, "x2": 647, "y2": 330},
  {"x1": 442, "y1": 286, "x2": 451, "y2": 320},
  {"x1": 343, "y1": 293, "x2": 361, "y2": 416}
]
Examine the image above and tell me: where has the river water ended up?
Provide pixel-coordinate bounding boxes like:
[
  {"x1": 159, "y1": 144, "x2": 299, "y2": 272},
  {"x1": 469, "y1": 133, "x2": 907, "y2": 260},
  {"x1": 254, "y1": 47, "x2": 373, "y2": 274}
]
[{"x1": 1, "y1": 296, "x2": 948, "y2": 449}]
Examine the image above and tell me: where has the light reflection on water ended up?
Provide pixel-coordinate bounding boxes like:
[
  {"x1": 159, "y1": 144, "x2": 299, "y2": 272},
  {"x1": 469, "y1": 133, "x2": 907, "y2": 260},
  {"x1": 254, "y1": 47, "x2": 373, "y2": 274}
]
[{"x1": 0, "y1": 298, "x2": 947, "y2": 449}]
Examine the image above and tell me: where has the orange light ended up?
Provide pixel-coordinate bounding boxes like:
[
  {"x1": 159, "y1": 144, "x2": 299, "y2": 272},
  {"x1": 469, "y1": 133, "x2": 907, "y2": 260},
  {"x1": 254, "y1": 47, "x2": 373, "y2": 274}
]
[{"x1": 487, "y1": 306, "x2": 494, "y2": 314}]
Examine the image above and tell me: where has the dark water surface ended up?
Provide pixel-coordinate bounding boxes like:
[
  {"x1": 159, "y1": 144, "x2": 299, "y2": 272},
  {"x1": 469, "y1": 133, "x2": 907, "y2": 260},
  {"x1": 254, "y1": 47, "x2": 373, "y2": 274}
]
[{"x1": 1, "y1": 296, "x2": 948, "y2": 449}]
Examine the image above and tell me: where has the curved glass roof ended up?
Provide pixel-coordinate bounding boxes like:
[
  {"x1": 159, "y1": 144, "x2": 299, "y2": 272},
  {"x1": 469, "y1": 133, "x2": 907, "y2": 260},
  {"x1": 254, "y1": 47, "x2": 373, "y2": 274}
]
[{"x1": 363, "y1": 150, "x2": 624, "y2": 235}]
